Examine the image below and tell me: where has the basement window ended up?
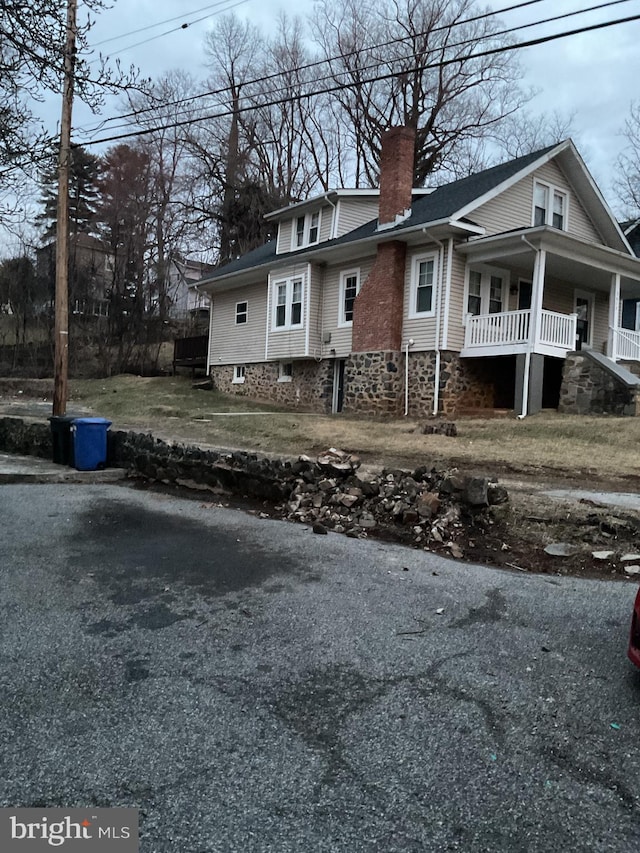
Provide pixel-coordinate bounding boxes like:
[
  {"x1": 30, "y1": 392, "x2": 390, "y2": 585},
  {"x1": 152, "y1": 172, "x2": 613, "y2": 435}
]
[
  {"x1": 232, "y1": 364, "x2": 246, "y2": 384},
  {"x1": 278, "y1": 361, "x2": 293, "y2": 382}
]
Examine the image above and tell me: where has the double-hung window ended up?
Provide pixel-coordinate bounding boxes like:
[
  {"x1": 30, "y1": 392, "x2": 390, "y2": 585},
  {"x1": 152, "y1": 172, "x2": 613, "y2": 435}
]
[
  {"x1": 533, "y1": 180, "x2": 567, "y2": 229},
  {"x1": 466, "y1": 267, "x2": 507, "y2": 316},
  {"x1": 235, "y1": 301, "x2": 248, "y2": 324},
  {"x1": 293, "y1": 211, "x2": 321, "y2": 249},
  {"x1": 339, "y1": 269, "x2": 360, "y2": 325},
  {"x1": 273, "y1": 277, "x2": 304, "y2": 330},
  {"x1": 409, "y1": 253, "x2": 437, "y2": 318}
]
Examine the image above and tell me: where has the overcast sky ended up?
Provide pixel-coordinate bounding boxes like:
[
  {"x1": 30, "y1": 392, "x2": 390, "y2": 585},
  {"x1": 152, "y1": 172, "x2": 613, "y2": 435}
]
[{"x1": 42, "y1": 0, "x2": 640, "y2": 213}]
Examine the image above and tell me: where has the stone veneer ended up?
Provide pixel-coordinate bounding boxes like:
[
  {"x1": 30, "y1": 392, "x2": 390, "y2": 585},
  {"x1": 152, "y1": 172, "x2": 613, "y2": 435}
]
[
  {"x1": 559, "y1": 351, "x2": 640, "y2": 416},
  {"x1": 211, "y1": 359, "x2": 334, "y2": 411},
  {"x1": 343, "y1": 351, "x2": 403, "y2": 415},
  {"x1": 342, "y1": 350, "x2": 497, "y2": 417}
]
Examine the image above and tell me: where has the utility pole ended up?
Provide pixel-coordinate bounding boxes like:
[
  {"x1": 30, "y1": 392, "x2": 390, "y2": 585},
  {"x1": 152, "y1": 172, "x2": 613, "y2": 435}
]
[{"x1": 52, "y1": 0, "x2": 78, "y2": 416}]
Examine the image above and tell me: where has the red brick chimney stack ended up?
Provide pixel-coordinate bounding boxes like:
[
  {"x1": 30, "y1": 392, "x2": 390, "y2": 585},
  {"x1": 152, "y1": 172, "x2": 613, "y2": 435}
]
[
  {"x1": 351, "y1": 125, "x2": 417, "y2": 354},
  {"x1": 377, "y1": 126, "x2": 416, "y2": 226}
]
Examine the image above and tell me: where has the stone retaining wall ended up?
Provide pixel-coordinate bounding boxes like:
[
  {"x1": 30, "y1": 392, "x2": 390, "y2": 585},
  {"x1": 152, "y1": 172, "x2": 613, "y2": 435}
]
[
  {"x1": 559, "y1": 352, "x2": 640, "y2": 416},
  {"x1": 0, "y1": 416, "x2": 507, "y2": 548}
]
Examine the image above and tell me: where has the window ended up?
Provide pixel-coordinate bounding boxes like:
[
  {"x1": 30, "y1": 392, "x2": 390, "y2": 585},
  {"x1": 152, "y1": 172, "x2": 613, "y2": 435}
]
[
  {"x1": 278, "y1": 361, "x2": 293, "y2": 382},
  {"x1": 308, "y1": 212, "x2": 320, "y2": 244},
  {"x1": 235, "y1": 301, "x2": 248, "y2": 324},
  {"x1": 466, "y1": 266, "x2": 507, "y2": 316},
  {"x1": 489, "y1": 276, "x2": 503, "y2": 314},
  {"x1": 272, "y1": 277, "x2": 304, "y2": 330},
  {"x1": 533, "y1": 180, "x2": 567, "y2": 230},
  {"x1": 468, "y1": 270, "x2": 482, "y2": 315},
  {"x1": 339, "y1": 269, "x2": 360, "y2": 325},
  {"x1": 409, "y1": 253, "x2": 437, "y2": 318},
  {"x1": 292, "y1": 211, "x2": 322, "y2": 249},
  {"x1": 233, "y1": 365, "x2": 245, "y2": 384}
]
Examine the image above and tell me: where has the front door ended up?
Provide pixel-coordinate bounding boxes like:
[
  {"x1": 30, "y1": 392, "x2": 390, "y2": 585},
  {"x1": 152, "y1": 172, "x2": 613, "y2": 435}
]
[
  {"x1": 574, "y1": 291, "x2": 593, "y2": 350},
  {"x1": 518, "y1": 280, "x2": 532, "y2": 311}
]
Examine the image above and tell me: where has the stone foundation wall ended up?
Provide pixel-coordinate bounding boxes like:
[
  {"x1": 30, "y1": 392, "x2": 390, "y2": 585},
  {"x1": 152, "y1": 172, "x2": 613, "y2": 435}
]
[
  {"x1": 559, "y1": 352, "x2": 640, "y2": 416},
  {"x1": 404, "y1": 351, "x2": 495, "y2": 417},
  {"x1": 343, "y1": 351, "x2": 403, "y2": 415},
  {"x1": 439, "y1": 354, "x2": 498, "y2": 415},
  {"x1": 211, "y1": 360, "x2": 334, "y2": 412}
]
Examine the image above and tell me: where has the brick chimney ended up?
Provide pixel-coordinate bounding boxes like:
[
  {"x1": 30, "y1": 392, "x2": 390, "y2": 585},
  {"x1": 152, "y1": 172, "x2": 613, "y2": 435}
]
[
  {"x1": 377, "y1": 125, "x2": 416, "y2": 226},
  {"x1": 351, "y1": 126, "x2": 416, "y2": 354}
]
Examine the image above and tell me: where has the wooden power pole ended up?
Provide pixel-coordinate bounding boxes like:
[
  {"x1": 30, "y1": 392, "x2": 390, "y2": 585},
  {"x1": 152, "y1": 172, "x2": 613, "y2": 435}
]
[{"x1": 52, "y1": 0, "x2": 78, "y2": 416}]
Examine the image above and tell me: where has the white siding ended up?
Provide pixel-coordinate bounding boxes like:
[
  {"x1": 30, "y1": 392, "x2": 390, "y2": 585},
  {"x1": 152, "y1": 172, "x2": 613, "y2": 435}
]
[
  {"x1": 266, "y1": 264, "x2": 310, "y2": 360},
  {"x1": 335, "y1": 199, "x2": 379, "y2": 237},
  {"x1": 442, "y1": 247, "x2": 468, "y2": 352},
  {"x1": 277, "y1": 220, "x2": 293, "y2": 254},
  {"x1": 319, "y1": 206, "x2": 333, "y2": 242},
  {"x1": 402, "y1": 244, "x2": 441, "y2": 350},
  {"x1": 472, "y1": 160, "x2": 602, "y2": 243},
  {"x1": 321, "y1": 255, "x2": 376, "y2": 357},
  {"x1": 208, "y1": 280, "x2": 268, "y2": 366},
  {"x1": 308, "y1": 264, "x2": 324, "y2": 359}
]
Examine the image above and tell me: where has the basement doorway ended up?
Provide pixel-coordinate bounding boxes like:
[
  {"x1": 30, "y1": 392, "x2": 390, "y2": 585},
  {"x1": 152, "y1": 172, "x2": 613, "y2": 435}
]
[{"x1": 332, "y1": 359, "x2": 346, "y2": 413}]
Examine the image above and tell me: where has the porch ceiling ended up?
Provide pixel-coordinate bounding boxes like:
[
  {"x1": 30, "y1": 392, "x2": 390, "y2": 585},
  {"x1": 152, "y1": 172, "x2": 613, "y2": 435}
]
[{"x1": 458, "y1": 226, "x2": 640, "y2": 298}]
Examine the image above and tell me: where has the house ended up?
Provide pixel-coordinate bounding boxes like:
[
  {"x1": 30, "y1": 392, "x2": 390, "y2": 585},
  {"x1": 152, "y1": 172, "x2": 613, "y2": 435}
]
[
  {"x1": 198, "y1": 128, "x2": 640, "y2": 417},
  {"x1": 37, "y1": 233, "x2": 114, "y2": 317},
  {"x1": 164, "y1": 255, "x2": 213, "y2": 323}
]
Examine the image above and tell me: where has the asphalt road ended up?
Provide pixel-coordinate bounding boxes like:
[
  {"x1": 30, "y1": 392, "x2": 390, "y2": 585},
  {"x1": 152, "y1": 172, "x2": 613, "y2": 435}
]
[{"x1": 0, "y1": 482, "x2": 639, "y2": 852}]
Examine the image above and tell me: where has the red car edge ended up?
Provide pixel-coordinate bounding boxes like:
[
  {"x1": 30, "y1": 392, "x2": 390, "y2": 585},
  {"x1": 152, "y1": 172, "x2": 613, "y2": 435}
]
[{"x1": 628, "y1": 586, "x2": 640, "y2": 668}]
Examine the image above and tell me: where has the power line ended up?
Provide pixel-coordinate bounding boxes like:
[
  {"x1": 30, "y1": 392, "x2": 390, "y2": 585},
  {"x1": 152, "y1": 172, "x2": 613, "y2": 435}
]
[
  {"x1": 74, "y1": 0, "x2": 636, "y2": 142},
  {"x1": 76, "y1": 11, "x2": 640, "y2": 149},
  {"x1": 78, "y1": 0, "x2": 554, "y2": 134},
  {"x1": 91, "y1": 0, "x2": 248, "y2": 47},
  {"x1": 105, "y1": 0, "x2": 251, "y2": 58}
]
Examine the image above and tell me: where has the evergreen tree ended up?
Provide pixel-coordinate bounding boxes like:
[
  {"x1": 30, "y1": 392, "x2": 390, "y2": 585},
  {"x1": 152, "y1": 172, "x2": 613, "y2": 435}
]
[{"x1": 38, "y1": 146, "x2": 103, "y2": 240}]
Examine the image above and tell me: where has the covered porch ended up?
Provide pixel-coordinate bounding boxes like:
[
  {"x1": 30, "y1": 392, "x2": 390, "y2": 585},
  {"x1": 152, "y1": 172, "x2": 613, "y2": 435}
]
[
  {"x1": 456, "y1": 226, "x2": 640, "y2": 415},
  {"x1": 458, "y1": 225, "x2": 640, "y2": 363}
]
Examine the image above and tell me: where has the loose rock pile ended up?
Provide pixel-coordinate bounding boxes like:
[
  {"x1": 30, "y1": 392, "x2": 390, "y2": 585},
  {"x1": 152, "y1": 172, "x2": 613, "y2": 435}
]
[{"x1": 282, "y1": 447, "x2": 508, "y2": 549}]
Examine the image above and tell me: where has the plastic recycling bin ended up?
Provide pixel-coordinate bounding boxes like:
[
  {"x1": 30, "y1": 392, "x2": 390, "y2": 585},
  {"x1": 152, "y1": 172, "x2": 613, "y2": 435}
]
[
  {"x1": 48, "y1": 415, "x2": 76, "y2": 466},
  {"x1": 72, "y1": 417, "x2": 112, "y2": 471}
]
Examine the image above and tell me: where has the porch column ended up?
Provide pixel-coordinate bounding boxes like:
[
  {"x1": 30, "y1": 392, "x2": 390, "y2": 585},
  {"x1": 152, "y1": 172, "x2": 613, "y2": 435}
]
[
  {"x1": 607, "y1": 273, "x2": 621, "y2": 360},
  {"x1": 528, "y1": 248, "x2": 546, "y2": 349}
]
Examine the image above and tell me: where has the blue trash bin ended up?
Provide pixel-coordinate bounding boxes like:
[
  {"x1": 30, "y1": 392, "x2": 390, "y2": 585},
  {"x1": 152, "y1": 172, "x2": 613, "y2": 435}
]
[{"x1": 72, "y1": 417, "x2": 112, "y2": 471}]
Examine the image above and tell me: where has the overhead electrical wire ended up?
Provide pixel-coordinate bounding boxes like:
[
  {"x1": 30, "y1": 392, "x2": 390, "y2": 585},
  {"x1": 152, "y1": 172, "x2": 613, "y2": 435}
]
[
  {"x1": 74, "y1": 0, "x2": 638, "y2": 143},
  {"x1": 78, "y1": 0, "x2": 555, "y2": 134},
  {"x1": 1, "y1": 2, "x2": 637, "y2": 175},
  {"x1": 77, "y1": 11, "x2": 640, "y2": 149},
  {"x1": 105, "y1": 0, "x2": 251, "y2": 58},
  {"x1": 90, "y1": 0, "x2": 250, "y2": 47}
]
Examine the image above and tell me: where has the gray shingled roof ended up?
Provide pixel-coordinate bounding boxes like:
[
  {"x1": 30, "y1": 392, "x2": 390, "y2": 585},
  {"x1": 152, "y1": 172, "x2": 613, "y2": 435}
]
[{"x1": 203, "y1": 144, "x2": 557, "y2": 283}]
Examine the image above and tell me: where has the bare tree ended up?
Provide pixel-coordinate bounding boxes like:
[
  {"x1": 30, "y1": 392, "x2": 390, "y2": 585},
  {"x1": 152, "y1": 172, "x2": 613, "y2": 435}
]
[
  {"x1": 616, "y1": 101, "x2": 640, "y2": 216},
  {"x1": 311, "y1": 0, "x2": 528, "y2": 186}
]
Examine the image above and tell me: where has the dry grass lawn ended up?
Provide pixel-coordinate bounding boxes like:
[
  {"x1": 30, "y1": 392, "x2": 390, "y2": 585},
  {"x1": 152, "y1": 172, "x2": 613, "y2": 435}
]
[{"x1": 65, "y1": 374, "x2": 640, "y2": 484}]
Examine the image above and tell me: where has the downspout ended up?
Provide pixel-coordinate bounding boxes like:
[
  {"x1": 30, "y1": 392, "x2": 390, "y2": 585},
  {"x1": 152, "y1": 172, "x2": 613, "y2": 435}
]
[
  {"x1": 518, "y1": 235, "x2": 539, "y2": 419},
  {"x1": 404, "y1": 338, "x2": 414, "y2": 416},
  {"x1": 423, "y1": 229, "x2": 446, "y2": 415}
]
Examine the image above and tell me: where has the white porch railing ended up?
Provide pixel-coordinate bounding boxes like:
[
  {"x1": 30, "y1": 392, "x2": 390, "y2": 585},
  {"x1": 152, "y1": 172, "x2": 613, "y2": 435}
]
[
  {"x1": 464, "y1": 309, "x2": 530, "y2": 348},
  {"x1": 539, "y1": 309, "x2": 577, "y2": 350},
  {"x1": 613, "y1": 326, "x2": 640, "y2": 361},
  {"x1": 464, "y1": 309, "x2": 577, "y2": 354}
]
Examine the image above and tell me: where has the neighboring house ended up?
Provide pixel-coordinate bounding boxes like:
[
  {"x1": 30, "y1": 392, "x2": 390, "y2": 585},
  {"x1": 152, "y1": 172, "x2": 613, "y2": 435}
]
[
  {"x1": 36, "y1": 233, "x2": 113, "y2": 317},
  {"x1": 198, "y1": 128, "x2": 640, "y2": 417},
  {"x1": 165, "y1": 256, "x2": 213, "y2": 322}
]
